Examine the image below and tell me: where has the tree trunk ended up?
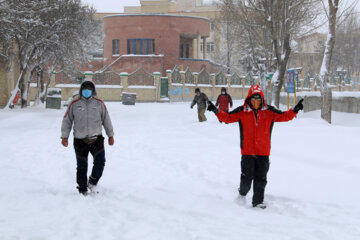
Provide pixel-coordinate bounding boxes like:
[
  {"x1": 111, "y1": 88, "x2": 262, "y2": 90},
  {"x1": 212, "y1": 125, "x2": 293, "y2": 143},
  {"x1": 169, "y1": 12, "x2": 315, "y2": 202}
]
[
  {"x1": 33, "y1": 69, "x2": 42, "y2": 106},
  {"x1": 321, "y1": 77, "x2": 332, "y2": 123},
  {"x1": 271, "y1": 34, "x2": 291, "y2": 108},
  {"x1": 319, "y1": 0, "x2": 338, "y2": 124}
]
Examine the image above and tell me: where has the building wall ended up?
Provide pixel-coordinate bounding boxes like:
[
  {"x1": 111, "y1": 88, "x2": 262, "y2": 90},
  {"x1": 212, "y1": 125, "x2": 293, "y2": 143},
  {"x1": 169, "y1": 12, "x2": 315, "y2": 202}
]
[
  {"x1": 0, "y1": 46, "x2": 19, "y2": 107},
  {"x1": 0, "y1": 58, "x2": 9, "y2": 106},
  {"x1": 296, "y1": 33, "x2": 327, "y2": 54},
  {"x1": 103, "y1": 14, "x2": 216, "y2": 74},
  {"x1": 109, "y1": 55, "x2": 164, "y2": 75},
  {"x1": 288, "y1": 52, "x2": 324, "y2": 77},
  {"x1": 99, "y1": 0, "x2": 221, "y2": 62}
]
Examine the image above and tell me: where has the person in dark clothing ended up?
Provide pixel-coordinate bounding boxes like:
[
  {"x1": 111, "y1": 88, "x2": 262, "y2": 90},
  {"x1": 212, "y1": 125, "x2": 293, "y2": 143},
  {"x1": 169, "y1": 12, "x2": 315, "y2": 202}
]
[
  {"x1": 190, "y1": 88, "x2": 209, "y2": 122},
  {"x1": 207, "y1": 85, "x2": 304, "y2": 209},
  {"x1": 216, "y1": 87, "x2": 233, "y2": 112},
  {"x1": 61, "y1": 80, "x2": 114, "y2": 195}
]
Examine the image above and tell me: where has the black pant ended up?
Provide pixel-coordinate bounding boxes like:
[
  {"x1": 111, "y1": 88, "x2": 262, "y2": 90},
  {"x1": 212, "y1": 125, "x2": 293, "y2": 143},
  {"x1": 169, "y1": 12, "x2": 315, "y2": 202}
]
[
  {"x1": 74, "y1": 136, "x2": 106, "y2": 191},
  {"x1": 239, "y1": 155, "x2": 270, "y2": 206}
]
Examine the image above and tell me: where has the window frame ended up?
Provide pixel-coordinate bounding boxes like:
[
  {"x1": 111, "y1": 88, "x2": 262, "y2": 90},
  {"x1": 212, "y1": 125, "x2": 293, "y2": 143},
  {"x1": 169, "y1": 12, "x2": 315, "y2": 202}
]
[
  {"x1": 127, "y1": 39, "x2": 155, "y2": 55},
  {"x1": 206, "y1": 42, "x2": 215, "y2": 53},
  {"x1": 112, "y1": 39, "x2": 120, "y2": 55}
]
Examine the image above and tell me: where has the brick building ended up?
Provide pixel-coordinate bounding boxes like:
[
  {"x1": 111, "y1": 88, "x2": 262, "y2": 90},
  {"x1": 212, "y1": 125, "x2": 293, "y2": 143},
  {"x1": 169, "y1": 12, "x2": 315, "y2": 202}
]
[{"x1": 101, "y1": 14, "x2": 222, "y2": 75}]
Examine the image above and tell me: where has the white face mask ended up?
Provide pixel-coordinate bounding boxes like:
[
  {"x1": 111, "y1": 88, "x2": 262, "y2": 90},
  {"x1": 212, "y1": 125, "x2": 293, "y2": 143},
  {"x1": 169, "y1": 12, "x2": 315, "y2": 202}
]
[{"x1": 222, "y1": 91, "x2": 225, "y2": 94}]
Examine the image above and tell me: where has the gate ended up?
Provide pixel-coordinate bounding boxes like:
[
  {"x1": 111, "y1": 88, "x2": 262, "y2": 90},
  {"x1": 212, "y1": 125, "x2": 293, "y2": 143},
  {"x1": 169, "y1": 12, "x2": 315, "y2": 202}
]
[{"x1": 160, "y1": 77, "x2": 168, "y2": 98}]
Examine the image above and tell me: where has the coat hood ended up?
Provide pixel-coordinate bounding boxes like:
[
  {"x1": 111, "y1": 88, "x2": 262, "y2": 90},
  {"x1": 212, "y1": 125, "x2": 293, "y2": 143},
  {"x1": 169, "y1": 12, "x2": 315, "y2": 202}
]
[
  {"x1": 243, "y1": 85, "x2": 267, "y2": 110},
  {"x1": 79, "y1": 79, "x2": 96, "y2": 98}
]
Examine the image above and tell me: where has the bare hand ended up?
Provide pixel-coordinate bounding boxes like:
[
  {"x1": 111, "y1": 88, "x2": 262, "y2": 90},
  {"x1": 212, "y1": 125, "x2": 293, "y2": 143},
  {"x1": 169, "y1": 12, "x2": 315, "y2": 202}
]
[
  {"x1": 108, "y1": 136, "x2": 114, "y2": 146},
  {"x1": 61, "y1": 138, "x2": 68, "y2": 147}
]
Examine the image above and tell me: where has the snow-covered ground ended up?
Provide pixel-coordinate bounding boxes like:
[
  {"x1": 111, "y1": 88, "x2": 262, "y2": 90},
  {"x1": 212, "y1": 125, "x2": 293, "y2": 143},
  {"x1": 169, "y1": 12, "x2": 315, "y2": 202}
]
[{"x1": 1, "y1": 101, "x2": 360, "y2": 240}]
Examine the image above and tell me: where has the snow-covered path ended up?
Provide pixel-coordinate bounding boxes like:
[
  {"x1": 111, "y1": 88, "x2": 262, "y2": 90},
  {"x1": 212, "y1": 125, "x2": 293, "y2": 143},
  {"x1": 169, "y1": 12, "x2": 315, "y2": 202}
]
[{"x1": 1, "y1": 102, "x2": 359, "y2": 240}]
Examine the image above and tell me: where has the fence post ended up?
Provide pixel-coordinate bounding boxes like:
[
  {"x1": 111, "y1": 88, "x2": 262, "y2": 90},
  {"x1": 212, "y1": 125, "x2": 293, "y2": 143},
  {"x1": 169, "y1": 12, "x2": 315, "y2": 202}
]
[
  {"x1": 153, "y1": 72, "x2": 161, "y2": 101},
  {"x1": 50, "y1": 72, "x2": 57, "y2": 88},
  {"x1": 180, "y1": 70, "x2": 185, "y2": 101},
  {"x1": 310, "y1": 78, "x2": 314, "y2": 91},
  {"x1": 210, "y1": 73, "x2": 215, "y2": 100},
  {"x1": 194, "y1": 72, "x2": 198, "y2": 86},
  {"x1": 84, "y1": 71, "x2": 93, "y2": 80},
  {"x1": 242, "y1": 76, "x2": 246, "y2": 99},
  {"x1": 226, "y1": 74, "x2": 231, "y2": 95},
  {"x1": 120, "y1": 72, "x2": 128, "y2": 100}
]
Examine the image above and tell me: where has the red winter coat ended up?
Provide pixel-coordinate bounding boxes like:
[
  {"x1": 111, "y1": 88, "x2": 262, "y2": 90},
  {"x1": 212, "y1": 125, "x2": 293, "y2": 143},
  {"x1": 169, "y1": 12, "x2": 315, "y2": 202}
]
[
  {"x1": 216, "y1": 85, "x2": 297, "y2": 156},
  {"x1": 216, "y1": 93, "x2": 233, "y2": 112}
]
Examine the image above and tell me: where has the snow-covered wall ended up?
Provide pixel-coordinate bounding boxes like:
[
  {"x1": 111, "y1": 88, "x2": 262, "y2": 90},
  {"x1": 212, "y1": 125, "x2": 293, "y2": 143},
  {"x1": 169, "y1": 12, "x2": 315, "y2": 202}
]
[{"x1": 280, "y1": 92, "x2": 360, "y2": 113}]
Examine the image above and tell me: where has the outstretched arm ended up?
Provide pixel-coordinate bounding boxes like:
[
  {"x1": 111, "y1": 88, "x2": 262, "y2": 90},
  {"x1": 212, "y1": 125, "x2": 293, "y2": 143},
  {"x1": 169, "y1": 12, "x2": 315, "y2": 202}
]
[
  {"x1": 207, "y1": 101, "x2": 243, "y2": 123},
  {"x1": 270, "y1": 99, "x2": 303, "y2": 122}
]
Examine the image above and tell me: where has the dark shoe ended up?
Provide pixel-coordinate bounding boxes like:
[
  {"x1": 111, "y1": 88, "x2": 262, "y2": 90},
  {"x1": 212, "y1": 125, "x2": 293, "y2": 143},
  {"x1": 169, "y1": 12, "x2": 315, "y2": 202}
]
[
  {"x1": 77, "y1": 186, "x2": 88, "y2": 196},
  {"x1": 238, "y1": 187, "x2": 246, "y2": 196},
  {"x1": 253, "y1": 203, "x2": 266, "y2": 209},
  {"x1": 88, "y1": 183, "x2": 99, "y2": 194},
  {"x1": 88, "y1": 176, "x2": 97, "y2": 185}
]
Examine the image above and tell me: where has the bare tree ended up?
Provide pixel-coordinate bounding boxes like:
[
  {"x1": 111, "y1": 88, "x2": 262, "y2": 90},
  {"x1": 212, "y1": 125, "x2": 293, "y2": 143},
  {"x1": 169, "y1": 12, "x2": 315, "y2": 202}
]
[
  {"x1": 331, "y1": 13, "x2": 360, "y2": 76},
  {"x1": 0, "y1": 0, "x2": 100, "y2": 109},
  {"x1": 319, "y1": 0, "x2": 358, "y2": 123},
  {"x1": 219, "y1": 0, "x2": 320, "y2": 107},
  {"x1": 214, "y1": 0, "x2": 243, "y2": 74}
]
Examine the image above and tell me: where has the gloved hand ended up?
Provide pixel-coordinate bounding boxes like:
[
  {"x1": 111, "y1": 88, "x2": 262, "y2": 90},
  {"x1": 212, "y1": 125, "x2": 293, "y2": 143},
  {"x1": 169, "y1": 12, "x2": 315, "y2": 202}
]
[
  {"x1": 190, "y1": 106, "x2": 193, "y2": 109},
  {"x1": 293, "y1": 99, "x2": 304, "y2": 113},
  {"x1": 207, "y1": 101, "x2": 219, "y2": 114}
]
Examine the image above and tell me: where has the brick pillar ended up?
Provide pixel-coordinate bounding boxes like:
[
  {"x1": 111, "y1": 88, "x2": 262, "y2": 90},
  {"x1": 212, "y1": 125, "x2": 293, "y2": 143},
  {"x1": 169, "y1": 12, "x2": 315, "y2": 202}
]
[
  {"x1": 180, "y1": 70, "x2": 185, "y2": 101},
  {"x1": 120, "y1": 72, "x2": 128, "y2": 101},
  {"x1": 153, "y1": 72, "x2": 161, "y2": 101},
  {"x1": 211, "y1": 73, "x2": 215, "y2": 100},
  {"x1": 49, "y1": 72, "x2": 56, "y2": 88},
  {"x1": 84, "y1": 71, "x2": 93, "y2": 80},
  {"x1": 242, "y1": 76, "x2": 245, "y2": 99},
  {"x1": 194, "y1": 72, "x2": 198, "y2": 86},
  {"x1": 227, "y1": 74, "x2": 231, "y2": 95},
  {"x1": 166, "y1": 69, "x2": 172, "y2": 84}
]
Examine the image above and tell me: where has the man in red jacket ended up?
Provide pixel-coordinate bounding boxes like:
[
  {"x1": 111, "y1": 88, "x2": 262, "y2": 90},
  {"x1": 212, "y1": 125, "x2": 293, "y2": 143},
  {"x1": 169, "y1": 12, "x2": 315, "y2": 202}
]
[
  {"x1": 207, "y1": 85, "x2": 303, "y2": 209},
  {"x1": 216, "y1": 87, "x2": 233, "y2": 112}
]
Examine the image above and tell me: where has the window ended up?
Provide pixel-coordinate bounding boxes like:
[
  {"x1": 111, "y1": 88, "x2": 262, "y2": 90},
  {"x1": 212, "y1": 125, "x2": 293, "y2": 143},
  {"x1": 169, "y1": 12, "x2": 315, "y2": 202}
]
[
  {"x1": 206, "y1": 42, "x2": 215, "y2": 53},
  {"x1": 200, "y1": 43, "x2": 203, "y2": 52},
  {"x1": 210, "y1": 21, "x2": 215, "y2": 31},
  {"x1": 180, "y1": 43, "x2": 184, "y2": 58},
  {"x1": 185, "y1": 44, "x2": 190, "y2": 58},
  {"x1": 112, "y1": 39, "x2": 119, "y2": 55},
  {"x1": 127, "y1": 39, "x2": 155, "y2": 54}
]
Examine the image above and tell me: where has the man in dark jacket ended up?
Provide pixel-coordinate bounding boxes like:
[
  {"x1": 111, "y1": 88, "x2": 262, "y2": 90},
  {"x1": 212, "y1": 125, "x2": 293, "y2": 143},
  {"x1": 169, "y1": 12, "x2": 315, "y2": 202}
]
[
  {"x1": 207, "y1": 85, "x2": 303, "y2": 208},
  {"x1": 216, "y1": 87, "x2": 233, "y2": 112},
  {"x1": 61, "y1": 79, "x2": 114, "y2": 195},
  {"x1": 190, "y1": 88, "x2": 209, "y2": 122}
]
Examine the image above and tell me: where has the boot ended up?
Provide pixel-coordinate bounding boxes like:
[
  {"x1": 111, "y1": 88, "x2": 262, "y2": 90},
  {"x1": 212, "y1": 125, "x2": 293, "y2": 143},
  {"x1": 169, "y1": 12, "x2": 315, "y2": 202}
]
[{"x1": 77, "y1": 186, "x2": 88, "y2": 196}]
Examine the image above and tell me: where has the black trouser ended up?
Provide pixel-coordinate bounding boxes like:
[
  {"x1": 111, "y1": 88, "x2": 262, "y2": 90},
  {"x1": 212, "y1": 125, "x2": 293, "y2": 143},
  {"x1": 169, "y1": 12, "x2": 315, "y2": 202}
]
[
  {"x1": 74, "y1": 136, "x2": 106, "y2": 191},
  {"x1": 239, "y1": 155, "x2": 270, "y2": 206}
]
